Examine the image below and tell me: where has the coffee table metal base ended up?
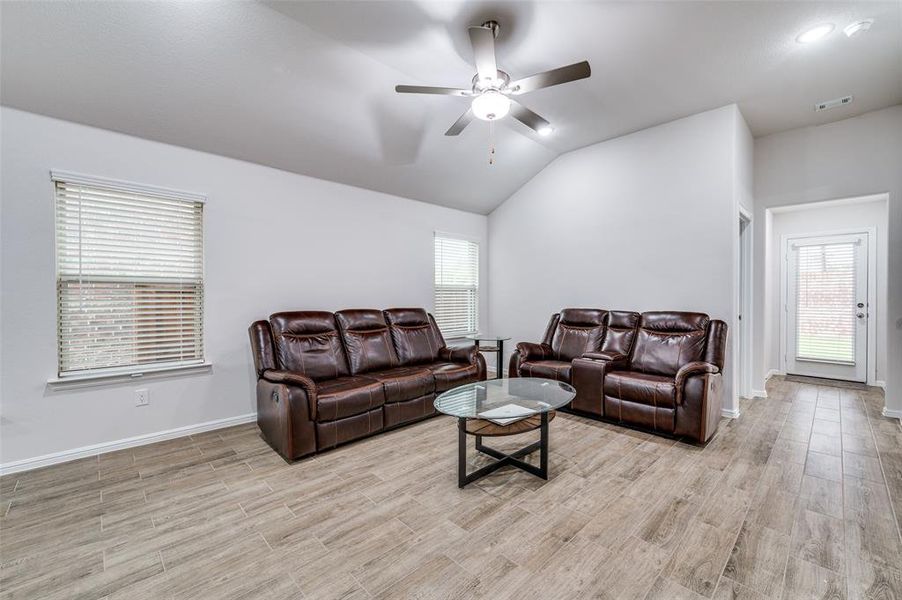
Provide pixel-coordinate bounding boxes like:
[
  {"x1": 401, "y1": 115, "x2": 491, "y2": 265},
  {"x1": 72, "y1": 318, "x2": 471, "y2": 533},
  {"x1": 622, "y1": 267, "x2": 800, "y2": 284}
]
[{"x1": 457, "y1": 413, "x2": 549, "y2": 488}]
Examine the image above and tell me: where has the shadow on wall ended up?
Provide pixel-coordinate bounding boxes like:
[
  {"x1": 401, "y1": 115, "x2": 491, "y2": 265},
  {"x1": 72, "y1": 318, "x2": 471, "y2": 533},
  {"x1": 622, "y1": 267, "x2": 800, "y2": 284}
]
[
  {"x1": 367, "y1": 95, "x2": 427, "y2": 165},
  {"x1": 263, "y1": 0, "x2": 536, "y2": 66}
]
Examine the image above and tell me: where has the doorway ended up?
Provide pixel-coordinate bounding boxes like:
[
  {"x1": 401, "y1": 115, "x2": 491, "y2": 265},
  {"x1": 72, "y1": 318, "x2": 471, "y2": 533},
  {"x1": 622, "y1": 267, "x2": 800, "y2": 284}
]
[{"x1": 783, "y1": 231, "x2": 869, "y2": 382}]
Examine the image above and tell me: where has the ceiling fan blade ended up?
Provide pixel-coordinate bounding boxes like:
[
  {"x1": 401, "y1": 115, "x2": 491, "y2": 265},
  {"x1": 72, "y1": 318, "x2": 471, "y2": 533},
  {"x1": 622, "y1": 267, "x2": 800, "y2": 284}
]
[
  {"x1": 395, "y1": 85, "x2": 471, "y2": 96},
  {"x1": 508, "y1": 61, "x2": 591, "y2": 95},
  {"x1": 509, "y1": 100, "x2": 551, "y2": 133},
  {"x1": 468, "y1": 25, "x2": 498, "y2": 82},
  {"x1": 445, "y1": 108, "x2": 474, "y2": 136}
]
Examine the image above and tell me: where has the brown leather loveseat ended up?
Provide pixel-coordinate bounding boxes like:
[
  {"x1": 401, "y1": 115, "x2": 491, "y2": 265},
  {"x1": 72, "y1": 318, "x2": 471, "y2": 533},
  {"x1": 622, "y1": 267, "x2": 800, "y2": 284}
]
[
  {"x1": 249, "y1": 308, "x2": 486, "y2": 460},
  {"x1": 510, "y1": 309, "x2": 726, "y2": 442}
]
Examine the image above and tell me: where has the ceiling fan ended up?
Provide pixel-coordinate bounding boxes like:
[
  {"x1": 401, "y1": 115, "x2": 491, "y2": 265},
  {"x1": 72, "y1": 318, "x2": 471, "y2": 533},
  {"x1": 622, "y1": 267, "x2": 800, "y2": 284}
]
[{"x1": 395, "y1": 21, "x2": 591, "y2": 137}]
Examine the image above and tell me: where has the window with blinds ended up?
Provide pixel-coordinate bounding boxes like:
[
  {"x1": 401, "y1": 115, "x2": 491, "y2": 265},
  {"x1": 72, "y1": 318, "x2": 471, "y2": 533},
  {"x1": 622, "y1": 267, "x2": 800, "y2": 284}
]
[
  {"x1": 54, "y1": 172, "x2": 205, "y2": 377},
  {"x1": 434, "y1": 234, "x2": 479, "y2": 338},
  {"x1": 795, "y1": 241, "x2": 856, "y2": 364}
]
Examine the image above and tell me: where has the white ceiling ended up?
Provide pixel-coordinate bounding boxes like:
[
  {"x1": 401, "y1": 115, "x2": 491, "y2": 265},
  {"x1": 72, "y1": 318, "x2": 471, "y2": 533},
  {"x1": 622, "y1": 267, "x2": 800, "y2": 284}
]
[{"x1": 2, "y1": 1, "x2": 900, "y2": 214}]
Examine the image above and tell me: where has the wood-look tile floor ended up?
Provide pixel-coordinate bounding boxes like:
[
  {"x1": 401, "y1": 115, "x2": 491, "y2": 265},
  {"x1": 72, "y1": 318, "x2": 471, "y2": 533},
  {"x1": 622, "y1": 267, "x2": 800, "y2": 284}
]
[{"x1": 2, "y1": 377, "x2": 901, "y2": 600}]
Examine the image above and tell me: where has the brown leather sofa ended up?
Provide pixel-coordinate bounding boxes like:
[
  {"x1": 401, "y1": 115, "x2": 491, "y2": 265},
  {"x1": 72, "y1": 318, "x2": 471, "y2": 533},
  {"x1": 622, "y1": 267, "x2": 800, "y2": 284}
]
[
  {"x1": 510, "y1": 309, "x2": 727, "y2": 442},
  {"x1": 249, "y1": 308, "x2": 486, "y2": 460}
]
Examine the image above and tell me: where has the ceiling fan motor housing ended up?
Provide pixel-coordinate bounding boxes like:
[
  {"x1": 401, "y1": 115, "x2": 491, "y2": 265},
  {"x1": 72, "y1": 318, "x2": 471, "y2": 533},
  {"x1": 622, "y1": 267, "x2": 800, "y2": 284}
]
[{"x1": 472, "y1": 70, "x2": 510, "y2": 93}]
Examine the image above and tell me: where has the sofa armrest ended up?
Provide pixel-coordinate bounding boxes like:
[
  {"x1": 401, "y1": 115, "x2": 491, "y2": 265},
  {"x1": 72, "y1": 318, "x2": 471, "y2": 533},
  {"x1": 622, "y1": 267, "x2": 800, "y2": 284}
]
[
  {"x1": 516, "y1": 342, "x2": 553, "y2": 361},
  {"x1": 262, "y1": 369, "x2": 317, "y2": 391},
  {"x1": 262, "y1": 369, "x2": 318, "y2": 419},
  {"x1": 508, "y1": 349, "x2": 522, "y2": 378},
  {"x1": 675, "y1": 361, "x2": 720, "y2": 389},
  {"x1": 439, "y1": 344, "x2": 478, "y2": 365}
]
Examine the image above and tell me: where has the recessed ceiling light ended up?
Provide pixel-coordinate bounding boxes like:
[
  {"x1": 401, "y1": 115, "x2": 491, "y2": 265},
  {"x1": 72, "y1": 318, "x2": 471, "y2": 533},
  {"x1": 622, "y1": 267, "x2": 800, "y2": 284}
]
[
  {"x1": 796, "y1": 23, "x2": 834, "y2": 44},
  {"x1": 537, "y1": 126, "x2": 554, "y2": 136},
  {"x1": 844, "y1": 19, "x2": 874, "y2": 37}
]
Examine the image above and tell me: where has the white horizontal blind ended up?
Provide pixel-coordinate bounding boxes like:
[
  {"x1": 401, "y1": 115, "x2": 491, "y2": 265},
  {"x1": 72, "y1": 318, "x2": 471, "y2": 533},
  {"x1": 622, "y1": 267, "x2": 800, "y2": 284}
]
[
  {"x1": 55, "y1": 176, "x2": 205, "y2": 376},
  {"x1": 795, "y1": 241, "x2": 856, "y2": 364},
  {"x1": 434, "y1": 234, "x2": 479, "y2": 338}
]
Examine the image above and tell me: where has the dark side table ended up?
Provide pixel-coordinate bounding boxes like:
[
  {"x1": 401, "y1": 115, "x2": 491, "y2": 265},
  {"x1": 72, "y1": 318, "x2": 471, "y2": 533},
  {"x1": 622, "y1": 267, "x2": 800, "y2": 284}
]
[{"x1": 465, "y1": 334, "x2": 511, "y2": 380}]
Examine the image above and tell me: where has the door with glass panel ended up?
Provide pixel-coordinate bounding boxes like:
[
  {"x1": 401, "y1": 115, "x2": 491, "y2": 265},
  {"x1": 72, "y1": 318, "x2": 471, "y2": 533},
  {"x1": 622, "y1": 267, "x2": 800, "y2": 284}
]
[{"x1": 785, "y1": 233, "x2": 868, "y2": 382}]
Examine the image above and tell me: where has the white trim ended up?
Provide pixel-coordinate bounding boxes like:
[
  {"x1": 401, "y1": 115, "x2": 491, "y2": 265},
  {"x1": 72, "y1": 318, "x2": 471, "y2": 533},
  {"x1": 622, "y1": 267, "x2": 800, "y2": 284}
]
[
  {"x1": 736, "y1": 211, "x2": 753, "y2": 400},
  {"x1": 766, "y1": 369, "x2": 785, "y2": 380},
  {"x1": 779, "y1": 227, "x2": 877, "y2": 384},
  {"x1": 433, "y1": 229, "x2": 481, "y2": 244},
  {"x1": 881, "y1": 407, "x2": 902, "y2": 420},
  {"x1": 739, "y1": 205, "x2": 753, "y2": 221},
  {"x1": 770, "y1": 193, "x2": 888, "y2": 213},
  {"x1": 50, "y1": 169, "x2": 207, "y2": 203},
  {"x1": 874, "y1": 380, "x2": 886, "y2": 391},
  {"x1": 722, "y1": 408, "x2": 741, "y2": 418},
  {"x1": 751, "y1": 389, "x2": 768, "y2": 399},
  {"x1": 48, "y1": 362, "x2": 212, "y2": 389},
  {"x1": 0, "y1": 412, "x2": 256, "y2": 476}
]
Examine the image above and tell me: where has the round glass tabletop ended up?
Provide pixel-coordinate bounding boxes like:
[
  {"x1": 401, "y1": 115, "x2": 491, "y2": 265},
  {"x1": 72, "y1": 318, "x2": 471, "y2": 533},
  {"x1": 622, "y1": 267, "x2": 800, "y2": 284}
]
[
  {"x1": 465, "y1": 333, "x2": 511, "y2": 341},
  {"x1": 434, "y1": 377, "x2": 575, "y2": 419}
]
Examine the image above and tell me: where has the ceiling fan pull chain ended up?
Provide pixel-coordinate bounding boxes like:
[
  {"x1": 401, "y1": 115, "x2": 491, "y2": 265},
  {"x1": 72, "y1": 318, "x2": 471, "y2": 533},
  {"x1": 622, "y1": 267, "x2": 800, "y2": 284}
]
[{"x1": 489, "y1": 120, "x2": 496, "y2": 165}]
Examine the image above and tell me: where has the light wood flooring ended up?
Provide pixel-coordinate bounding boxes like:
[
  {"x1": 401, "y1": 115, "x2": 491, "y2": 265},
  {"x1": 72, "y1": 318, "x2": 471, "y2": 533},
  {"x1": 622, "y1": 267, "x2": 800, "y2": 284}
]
[{"x1": 2, "y1": 377, "x2": 901, "y2": 599}]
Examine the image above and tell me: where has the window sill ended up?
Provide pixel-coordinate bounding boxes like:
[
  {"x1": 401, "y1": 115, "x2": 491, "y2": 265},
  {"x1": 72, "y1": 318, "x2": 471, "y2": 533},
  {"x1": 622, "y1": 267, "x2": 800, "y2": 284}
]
[{"x1": 47, "y1": 362, "x2": 213, "y2": 390}]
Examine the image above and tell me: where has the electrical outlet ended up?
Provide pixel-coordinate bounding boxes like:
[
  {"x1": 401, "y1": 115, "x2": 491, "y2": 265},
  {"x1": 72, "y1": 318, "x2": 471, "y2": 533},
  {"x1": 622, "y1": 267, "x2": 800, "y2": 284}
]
[{"x1": 135, "y1": 388, "x2": 149, "y2": 407}]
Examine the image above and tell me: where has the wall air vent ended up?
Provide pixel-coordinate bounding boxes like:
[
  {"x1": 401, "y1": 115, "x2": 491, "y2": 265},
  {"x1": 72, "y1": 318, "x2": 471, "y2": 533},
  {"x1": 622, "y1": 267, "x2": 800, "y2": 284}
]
[{"x1": 815, "y1": 96, "x2": 853, "y2": 112}]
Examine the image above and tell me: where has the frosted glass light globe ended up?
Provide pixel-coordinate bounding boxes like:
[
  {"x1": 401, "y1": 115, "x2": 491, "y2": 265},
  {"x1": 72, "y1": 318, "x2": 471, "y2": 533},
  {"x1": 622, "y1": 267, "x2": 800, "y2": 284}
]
[{"x1": 471, "y1": 90, "x2": 510, "y2": 121}]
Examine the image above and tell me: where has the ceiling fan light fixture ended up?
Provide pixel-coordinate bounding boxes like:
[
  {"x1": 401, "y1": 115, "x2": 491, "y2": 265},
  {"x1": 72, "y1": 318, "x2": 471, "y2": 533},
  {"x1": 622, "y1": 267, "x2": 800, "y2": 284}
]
[
  {"x1": 844, "y1": 19, "x2": 873, "y2": 37},
  {"x1": 796, "y1": 23, "x2": 834, "y2": 44},
  {"x1": 471, "y1": 90, "x2": 510, "y2": 121}
]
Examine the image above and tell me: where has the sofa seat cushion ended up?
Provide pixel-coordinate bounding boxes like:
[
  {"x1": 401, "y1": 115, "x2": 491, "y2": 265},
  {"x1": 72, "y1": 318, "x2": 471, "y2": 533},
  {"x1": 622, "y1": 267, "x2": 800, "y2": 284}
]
[
  {"x1": 520, "y1": 360, "x2": 572, "y2": 383},
  {"x1": 426, "y1": 362, "x2": 480, "y2": 392},
  {"x1": 383, "y1": 394, "x2": 436, "y2": 428},
  {"x1": 316, "y1": 376, "x2": 385, "y2": 422},
  {"x1": 604, "y1": 371, "x2": 676, "y2": 409},
  {"x1": 366, "y1": 366, "x2": 435, "y2": 403}
]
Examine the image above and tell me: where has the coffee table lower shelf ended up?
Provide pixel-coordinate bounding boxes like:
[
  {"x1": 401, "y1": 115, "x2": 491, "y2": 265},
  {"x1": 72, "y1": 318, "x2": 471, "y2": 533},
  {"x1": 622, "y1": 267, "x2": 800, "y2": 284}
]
[{"x1": 457, "y1": 411, "x2": 556, "y2": 488}]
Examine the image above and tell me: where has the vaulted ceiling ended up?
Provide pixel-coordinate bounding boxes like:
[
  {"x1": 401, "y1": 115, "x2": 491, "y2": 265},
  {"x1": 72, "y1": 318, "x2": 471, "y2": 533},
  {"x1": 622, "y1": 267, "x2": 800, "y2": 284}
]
[{"x1": 2, "y1": 1, "x2": 900, "y2": 214}]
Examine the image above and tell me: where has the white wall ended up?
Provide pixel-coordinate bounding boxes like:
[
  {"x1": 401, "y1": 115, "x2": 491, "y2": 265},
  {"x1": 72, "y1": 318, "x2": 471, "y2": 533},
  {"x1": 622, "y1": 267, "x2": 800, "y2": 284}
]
[
  {"x1": 0, "y1": 108, "x2": 488, "y2": 468},
  {"x1": 753, "y1": 105, "x2": 902, "y2": 414},
  {"x1": 764, "y1": 199, "x2": 888, "y2": 384},
  {"x1": 488, "y1": 105, "x2": 748, "y2": 413}
]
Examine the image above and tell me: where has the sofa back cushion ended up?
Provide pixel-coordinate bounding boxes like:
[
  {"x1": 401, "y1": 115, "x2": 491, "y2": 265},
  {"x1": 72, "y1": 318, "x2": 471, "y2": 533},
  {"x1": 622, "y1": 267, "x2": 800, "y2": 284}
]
[
  {"x1": 601, "y1": 311, "x2": 640, "y2": 357},
  {"x1": 335, "y1": 309, "x2": 399, "y2": 375},
  {"x1": 630, "y1": 311, "x2": 709, "y2": 377},
  {"x1": 269, "y1": 311, "x2": 350, "y2": 381},
  {"x1": 551, "y1": 308, "x2": 608, "y2": 362},
  {"x1": 704, "y1": 319, "x2": 728, "y2": 370},
  {"x1": 384, "y1": 308, "x2": 445, "y2": 365}
]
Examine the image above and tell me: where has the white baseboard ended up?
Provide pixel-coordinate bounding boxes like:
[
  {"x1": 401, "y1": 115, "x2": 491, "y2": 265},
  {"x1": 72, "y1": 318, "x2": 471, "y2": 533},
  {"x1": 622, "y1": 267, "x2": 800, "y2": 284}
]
[
  {"x1": 882, "y1": 407, "x2": 902, "y2": 420},
  {"x1": 722, "y1": 407, "x2": 741, "y2": 419},
  {"x1": 0, "y1": 413, "x2": 257, "y2": 476},
  {"x1": 751, "y1": 389, "x2": 768, "y2": 399}
]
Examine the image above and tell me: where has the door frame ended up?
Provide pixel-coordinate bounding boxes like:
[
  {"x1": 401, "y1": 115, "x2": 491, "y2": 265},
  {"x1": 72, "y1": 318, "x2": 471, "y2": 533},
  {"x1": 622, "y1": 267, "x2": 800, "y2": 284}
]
[
  {"x1": 779, "y1": 226, "x2": 877, "y2": 385},
  {"x1": 737, "y1": 208, "x2": 753, "y2": 399}
]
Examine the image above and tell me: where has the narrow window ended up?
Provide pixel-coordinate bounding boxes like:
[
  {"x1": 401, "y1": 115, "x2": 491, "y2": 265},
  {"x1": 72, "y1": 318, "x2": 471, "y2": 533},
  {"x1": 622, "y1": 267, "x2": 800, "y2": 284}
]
[{"x1": 433, "y1": 233, "x2": 479, "y2": 338}]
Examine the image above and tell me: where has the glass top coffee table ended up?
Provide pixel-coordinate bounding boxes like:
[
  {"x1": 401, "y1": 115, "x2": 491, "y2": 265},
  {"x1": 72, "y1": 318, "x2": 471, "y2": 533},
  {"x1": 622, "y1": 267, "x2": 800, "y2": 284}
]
[{"x1": 434, "y1": 378, "x2": 576, "y2": 487}]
